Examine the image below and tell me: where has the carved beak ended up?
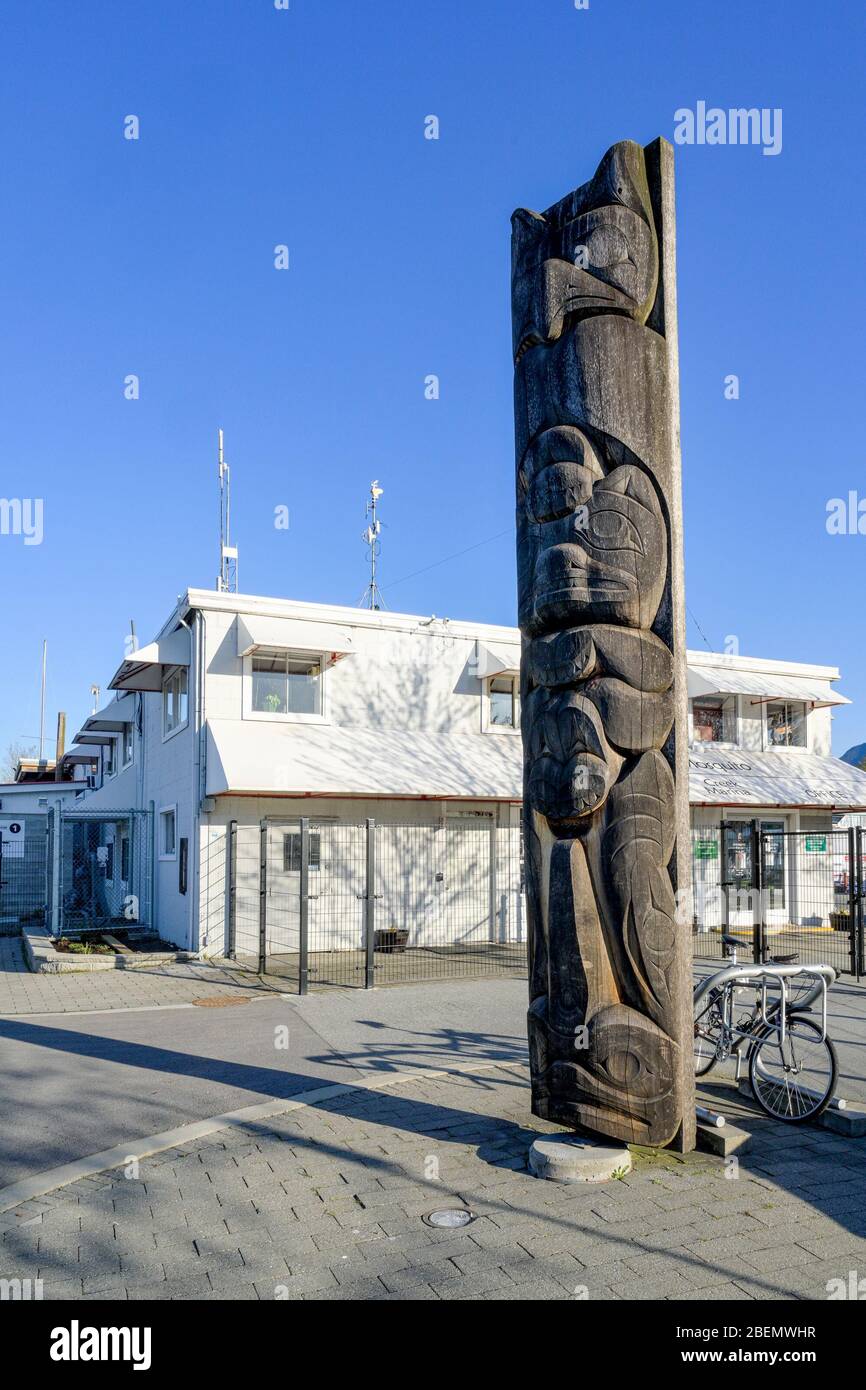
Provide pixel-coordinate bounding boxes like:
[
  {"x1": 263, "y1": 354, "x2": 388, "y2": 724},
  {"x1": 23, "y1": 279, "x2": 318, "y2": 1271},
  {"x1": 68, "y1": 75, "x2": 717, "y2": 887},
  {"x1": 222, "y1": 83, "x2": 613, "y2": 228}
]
[{"x1": 514, "y1": 258, "x2": 636, "y2": 362}]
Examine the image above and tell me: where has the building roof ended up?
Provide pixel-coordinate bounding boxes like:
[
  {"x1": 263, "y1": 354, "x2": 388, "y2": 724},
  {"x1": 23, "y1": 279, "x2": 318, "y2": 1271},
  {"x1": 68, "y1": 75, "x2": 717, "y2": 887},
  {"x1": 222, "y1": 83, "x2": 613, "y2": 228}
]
[
  {"x1": 206, "y1": 720, "x2": 524, "y2": 801},
  {"x1": 689, "y1": 749, "x2": 866, "y2": 811},
  {"x1": 206, "y1": 719, "x2": 866, "y2": 811}
]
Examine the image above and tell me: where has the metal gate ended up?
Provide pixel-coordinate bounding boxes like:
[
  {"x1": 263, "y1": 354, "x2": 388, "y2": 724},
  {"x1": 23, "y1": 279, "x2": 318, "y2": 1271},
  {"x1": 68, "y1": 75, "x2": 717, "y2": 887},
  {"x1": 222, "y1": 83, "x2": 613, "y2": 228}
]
[
  {"x1": 0, "y1": 813, "x2": 49, "y2": 931},
  {"x1": 255, "y1": 815, "x2": 527, "y2": 991},
  {"x1": 692, "y1": 820, "x2": 864, "y2": 978}
]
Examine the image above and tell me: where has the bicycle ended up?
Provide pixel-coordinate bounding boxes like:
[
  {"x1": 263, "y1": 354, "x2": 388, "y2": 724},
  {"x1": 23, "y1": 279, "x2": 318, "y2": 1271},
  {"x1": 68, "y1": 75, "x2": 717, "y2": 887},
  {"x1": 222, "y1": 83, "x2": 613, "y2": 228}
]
[{"x1": 693, "y1": 935, "x2": 838, "y2": 1123}]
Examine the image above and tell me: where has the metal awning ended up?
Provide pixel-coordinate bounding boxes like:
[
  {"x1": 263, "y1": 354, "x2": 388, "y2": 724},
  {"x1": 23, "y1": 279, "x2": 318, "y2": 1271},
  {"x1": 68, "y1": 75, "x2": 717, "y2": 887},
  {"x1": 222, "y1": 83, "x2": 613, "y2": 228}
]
[
  {"x1": 476, "y1": 642, "x2": 521, "y2": 679},
  {"x1": 108, "y1": 629, "x2": 191, "y2": 692},
  {"x1": 687, "y1": 665, "x2": 849, "y2": 708},
  {"x1": 73, "y1": 694, "x2": 135, "y2": 746},
  {"x1": 59, "y1": 748, "x2": 99, "y2": 766},
  {"x1": 205, "y1": 719, "x2": 523, "y2": 800},
  {"x1": 689, "y1": 748, "x2": 866, "y2": 810},
  {"x1": 235, "y1": 614, "x2": 354, "y2": 665}
]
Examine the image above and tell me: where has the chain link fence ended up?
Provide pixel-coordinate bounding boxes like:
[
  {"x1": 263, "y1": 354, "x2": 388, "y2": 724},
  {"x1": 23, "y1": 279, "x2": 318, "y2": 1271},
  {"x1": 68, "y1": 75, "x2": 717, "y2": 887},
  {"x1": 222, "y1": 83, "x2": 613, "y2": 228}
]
[
  {"x1": 0, "y1": 813, "x2": 49, "y2": 933},
  {"x1": 691, "y1": 820, "x2": 864, "y2": 977},
  {"x1": 225, "y1": 814, "x2": 527, "y2": 990},
  {"x1": 55, "y1": 807, "x2": 152, "y2": 936}
]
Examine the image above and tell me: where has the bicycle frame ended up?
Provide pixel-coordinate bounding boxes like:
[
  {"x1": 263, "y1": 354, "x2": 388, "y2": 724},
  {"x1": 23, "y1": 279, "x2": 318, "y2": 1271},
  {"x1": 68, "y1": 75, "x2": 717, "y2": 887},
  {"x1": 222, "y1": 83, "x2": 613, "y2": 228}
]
[{"x1": 694, "y1": 962, "x2": 836, "y2": 1073}]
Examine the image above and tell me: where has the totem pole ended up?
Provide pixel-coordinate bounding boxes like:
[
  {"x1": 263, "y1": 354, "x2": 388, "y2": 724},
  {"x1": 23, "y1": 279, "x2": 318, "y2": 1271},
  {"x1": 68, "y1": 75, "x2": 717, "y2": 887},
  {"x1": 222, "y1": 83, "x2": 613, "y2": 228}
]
[{"x1": 512, "y1": 138, "x2": 695, "y2": 1150}]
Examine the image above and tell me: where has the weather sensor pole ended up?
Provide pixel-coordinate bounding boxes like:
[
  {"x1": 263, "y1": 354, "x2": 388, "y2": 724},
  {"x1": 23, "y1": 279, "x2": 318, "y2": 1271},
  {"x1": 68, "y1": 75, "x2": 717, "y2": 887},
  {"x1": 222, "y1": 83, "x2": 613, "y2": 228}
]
[
  {"x1": 360, "y1": 480, "x2": 385, "y2": 610},
  {"x1": 217, "y1": 428, "x2": 239, "y2": 593}
]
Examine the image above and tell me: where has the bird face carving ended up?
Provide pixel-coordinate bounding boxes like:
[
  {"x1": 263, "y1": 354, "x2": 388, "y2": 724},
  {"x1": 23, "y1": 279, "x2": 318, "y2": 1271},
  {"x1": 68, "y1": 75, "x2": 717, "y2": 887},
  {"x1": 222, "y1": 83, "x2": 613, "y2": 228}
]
[{"x1": 511, "y1": 141, "x2": 659, "y2": 363}]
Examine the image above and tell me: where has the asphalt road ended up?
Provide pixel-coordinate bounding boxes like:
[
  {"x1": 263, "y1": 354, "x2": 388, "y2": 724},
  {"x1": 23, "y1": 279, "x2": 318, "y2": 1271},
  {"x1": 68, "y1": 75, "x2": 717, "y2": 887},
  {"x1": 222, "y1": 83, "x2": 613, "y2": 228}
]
[
  {"x1": 2, "y1": 971, "x2": 865, "y2": 1191},
  {"x1": 0, "y1": 978, "x2": 527, "y2": 1187}
]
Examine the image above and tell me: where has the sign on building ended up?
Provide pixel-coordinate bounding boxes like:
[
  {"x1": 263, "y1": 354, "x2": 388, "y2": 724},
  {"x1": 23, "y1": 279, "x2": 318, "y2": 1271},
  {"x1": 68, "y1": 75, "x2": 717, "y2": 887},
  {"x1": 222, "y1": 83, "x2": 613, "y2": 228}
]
[{"x1": 0, "y1": 820, "x2": 25, "y2": 858}]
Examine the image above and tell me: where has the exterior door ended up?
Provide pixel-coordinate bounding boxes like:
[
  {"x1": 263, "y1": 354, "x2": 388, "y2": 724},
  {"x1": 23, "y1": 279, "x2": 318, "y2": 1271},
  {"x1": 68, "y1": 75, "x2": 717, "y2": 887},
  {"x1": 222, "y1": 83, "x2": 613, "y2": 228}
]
[
  {"x1": 759, "y1": 820, "x2": 789, "y2": 928},
  {"x1": 721, "y1": 821, "x2": 756, "y2": 931}
]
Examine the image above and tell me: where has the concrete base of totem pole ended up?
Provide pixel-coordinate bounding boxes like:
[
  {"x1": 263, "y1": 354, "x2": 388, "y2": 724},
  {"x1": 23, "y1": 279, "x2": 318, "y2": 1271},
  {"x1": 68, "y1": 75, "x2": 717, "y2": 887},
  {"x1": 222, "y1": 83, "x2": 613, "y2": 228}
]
[{"x1": 528, "y1": 1135, "x2": 632, "y2": 1184}]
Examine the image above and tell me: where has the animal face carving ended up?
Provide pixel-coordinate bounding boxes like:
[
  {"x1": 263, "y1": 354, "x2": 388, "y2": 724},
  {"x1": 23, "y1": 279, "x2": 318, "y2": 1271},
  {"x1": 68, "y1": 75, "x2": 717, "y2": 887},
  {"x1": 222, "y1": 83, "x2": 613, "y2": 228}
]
[
  {"x1": 511, "y1": 141, "x2": 659, "y2": 363},
  {"x1": 520, "y1": 462, "x2": 666, "y2": 635},
  {"x1": 524, "y1": 688, "x2": 622, "y2": 823}
]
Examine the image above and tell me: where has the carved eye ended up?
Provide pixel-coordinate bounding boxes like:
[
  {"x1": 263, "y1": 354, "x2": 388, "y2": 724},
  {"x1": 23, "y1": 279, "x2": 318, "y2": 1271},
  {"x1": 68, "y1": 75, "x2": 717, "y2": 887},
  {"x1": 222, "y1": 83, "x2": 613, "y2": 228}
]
[
  {"x1": 585, "y1": 225, "x2": 630, "y2": 269},
  {"x1": 585, "y1": 507, "x2": 644, "y2": 554}
]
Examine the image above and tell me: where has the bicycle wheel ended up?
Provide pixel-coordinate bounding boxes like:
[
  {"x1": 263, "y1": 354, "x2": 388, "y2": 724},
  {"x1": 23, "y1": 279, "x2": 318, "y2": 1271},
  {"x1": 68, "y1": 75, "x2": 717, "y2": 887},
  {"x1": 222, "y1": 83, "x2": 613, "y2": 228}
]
[
  {"x1": 693, "y1": 988, "x2": 724, "y2": 1076},
  {"x1": 748, "y1": 1015, "x2": 838, "y2": 1123}
]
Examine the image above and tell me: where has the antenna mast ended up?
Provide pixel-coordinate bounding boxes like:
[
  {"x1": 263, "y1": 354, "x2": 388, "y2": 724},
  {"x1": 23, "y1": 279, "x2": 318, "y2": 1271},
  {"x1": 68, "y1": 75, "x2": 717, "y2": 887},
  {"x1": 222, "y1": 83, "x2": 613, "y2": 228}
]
[
  {"x1": 360, "y1": 481, "x2": 385, "y2": 610},
  {"x1": 217, "y1": 428, "x2": 238, "y2": 593}
]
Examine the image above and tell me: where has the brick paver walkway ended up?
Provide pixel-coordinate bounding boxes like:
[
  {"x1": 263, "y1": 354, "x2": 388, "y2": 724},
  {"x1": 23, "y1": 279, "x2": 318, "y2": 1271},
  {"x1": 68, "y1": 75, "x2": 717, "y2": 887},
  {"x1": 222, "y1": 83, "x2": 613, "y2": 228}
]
[
  {"x1": 0, "y1": 937, "x2": 274, "y2": 1015},
  {"x1": 3, "y1": 1062, "x2": 865, "y2": 1301}
]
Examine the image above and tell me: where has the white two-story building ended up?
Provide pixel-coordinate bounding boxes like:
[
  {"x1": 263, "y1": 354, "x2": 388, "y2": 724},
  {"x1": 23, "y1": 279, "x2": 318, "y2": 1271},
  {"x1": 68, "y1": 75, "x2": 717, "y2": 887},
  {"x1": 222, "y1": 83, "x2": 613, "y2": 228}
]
[{"x1": 68, "y1": 588, "x2": 866, "y2": 961}]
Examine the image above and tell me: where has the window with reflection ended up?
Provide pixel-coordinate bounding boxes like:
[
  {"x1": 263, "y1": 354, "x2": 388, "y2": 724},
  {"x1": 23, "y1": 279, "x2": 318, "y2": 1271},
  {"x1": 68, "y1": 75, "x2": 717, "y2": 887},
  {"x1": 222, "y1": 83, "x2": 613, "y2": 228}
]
[{"x1": 252, "y1": 652, "x2": 322, "y2": 716}]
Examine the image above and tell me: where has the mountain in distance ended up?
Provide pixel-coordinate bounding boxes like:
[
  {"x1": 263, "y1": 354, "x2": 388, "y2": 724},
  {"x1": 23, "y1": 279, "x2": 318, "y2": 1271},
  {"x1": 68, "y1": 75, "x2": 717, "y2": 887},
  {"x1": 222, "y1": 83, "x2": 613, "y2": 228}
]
[{"x1": 841, "y1": 743, "x2": 866, "y2": 770}]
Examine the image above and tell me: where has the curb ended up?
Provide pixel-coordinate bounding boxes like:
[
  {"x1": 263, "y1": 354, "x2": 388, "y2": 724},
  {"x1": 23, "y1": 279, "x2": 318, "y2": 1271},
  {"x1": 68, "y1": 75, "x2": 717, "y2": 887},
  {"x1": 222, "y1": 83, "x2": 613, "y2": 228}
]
[
  {"x1": 0, "y1": 1059, "x2": 524, "y2": 1215},
  {"x1": 23, "y1": 926, "x2": 193, "y2": 975}
]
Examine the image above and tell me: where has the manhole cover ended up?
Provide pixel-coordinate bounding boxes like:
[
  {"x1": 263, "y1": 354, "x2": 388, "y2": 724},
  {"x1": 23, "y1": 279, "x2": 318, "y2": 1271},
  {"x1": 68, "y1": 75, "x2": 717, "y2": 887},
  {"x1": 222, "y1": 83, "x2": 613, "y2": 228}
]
[
  {"x1": 191, "y1": 996, "x2": 251, "y2": 1008},
  {"x1": 422, "y1": 1209, "x2": 476, "y2": 1229}
]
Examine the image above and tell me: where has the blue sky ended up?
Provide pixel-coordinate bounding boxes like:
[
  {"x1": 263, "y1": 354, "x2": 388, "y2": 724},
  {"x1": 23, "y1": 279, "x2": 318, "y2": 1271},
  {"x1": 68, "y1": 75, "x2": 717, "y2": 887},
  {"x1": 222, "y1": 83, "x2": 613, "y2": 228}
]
[{"x1": 1, "y1": 0, "x2": 864, "y2": 759}]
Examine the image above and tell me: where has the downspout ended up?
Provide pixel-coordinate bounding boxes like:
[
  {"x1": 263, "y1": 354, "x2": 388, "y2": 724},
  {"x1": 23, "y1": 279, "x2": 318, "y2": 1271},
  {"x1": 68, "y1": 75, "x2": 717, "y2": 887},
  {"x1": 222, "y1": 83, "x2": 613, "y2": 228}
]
[{"x1": 191, "y1": 610, "x2": 206, "y2": 953}]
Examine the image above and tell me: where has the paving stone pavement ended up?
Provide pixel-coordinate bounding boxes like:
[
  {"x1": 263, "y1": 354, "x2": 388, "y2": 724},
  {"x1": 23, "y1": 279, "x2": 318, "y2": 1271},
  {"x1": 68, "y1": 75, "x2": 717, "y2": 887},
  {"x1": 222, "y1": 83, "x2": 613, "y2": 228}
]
[
  {"x1": 3, "y1": 1061, "x2": 865, "y2": 1301},
  {"x1": 0, "y1": 937, "x2": 276, "y2": 1014}
]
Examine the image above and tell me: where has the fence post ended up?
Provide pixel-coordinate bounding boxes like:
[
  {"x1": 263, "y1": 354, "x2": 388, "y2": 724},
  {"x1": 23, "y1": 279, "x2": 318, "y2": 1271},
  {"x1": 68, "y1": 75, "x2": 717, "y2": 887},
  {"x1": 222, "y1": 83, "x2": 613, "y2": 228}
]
[
  {"x1": 298, "y1": 817, "x2": 310, "y2": 995},
  {"x1": 850, "y1": 826, "x2": 860, "y2": 981},
  {"x1": 227, "y1": 820, "x2": 237, "y2": 960},
  {"x1": 751, "y1": 819, "x2": 763, "y2": 964},
  {"x1": 364, "y1": 818, "x2": 376, "y2": 989},
  {"x1": 148, "y1": 800, "x2": 156, "y2": 932},
  {"x1": 50, "y1": 800, "x2": 62, "y2": 936},
  {"x1": 258, "y1": 820, "x2": 267, "y2": 976}
]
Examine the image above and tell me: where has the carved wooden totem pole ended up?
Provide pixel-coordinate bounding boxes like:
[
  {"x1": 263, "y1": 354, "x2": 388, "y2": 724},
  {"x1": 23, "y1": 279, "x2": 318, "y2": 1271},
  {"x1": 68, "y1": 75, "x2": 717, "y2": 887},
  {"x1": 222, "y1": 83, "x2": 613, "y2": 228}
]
[{"x1": 512, "y1": 138, "x2": 695, "y2": 1150}]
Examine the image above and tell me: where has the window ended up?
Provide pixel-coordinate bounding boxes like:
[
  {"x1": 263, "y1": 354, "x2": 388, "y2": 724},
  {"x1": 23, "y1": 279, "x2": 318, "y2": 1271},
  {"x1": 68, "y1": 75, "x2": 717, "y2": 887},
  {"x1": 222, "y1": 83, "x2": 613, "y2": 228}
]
[
  {"x1": 252, "y1": 652, "x2": 322, "y2": 716},
  {"x1": 488, "y1": 675, "x2": 519, "y2": 730},
  {"x1": 121, "y1": 721, "x2": 134, "y2": 767},
  {"x1": 159, "y1": 806, "x2": 177, "y2": 860},
  {"x1": 766, "y1": 700, "x2": 806, "y2": 748},
  {"x1": 163, "y1": 667, "x2": 189, "y2": 736},
  {"x1": 103, "y1": 841, "x2": 115, "y2": 883},
  {"x1": 120, "y1": 835, "x2": 130, "y2": 882},
  {"x1": 103, "y1": 740, "x2": 116, "y2": 777},
  {"x1": 283, "y1": 831, "x2": 321, "y2": 872},
  {"x1": 691, "y1": 696, "x2": 736, "y2": 744}
]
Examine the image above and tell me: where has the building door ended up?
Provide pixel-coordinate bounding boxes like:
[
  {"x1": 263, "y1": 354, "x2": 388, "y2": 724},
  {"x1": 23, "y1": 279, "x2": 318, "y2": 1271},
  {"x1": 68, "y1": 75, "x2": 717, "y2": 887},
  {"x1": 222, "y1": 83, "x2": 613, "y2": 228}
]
[
  {"x1": 443, "y1": 815, "x2": 493, "y2": 948},
  {"x1": 265, "y1": 821, "x2": 326, "y2": 958},
  {"x1": 721, "y1": 820, "x2": 756, "y2": 931},
  {"x1": 759, "y1": 820, "x2": 789, "y2": 929}
]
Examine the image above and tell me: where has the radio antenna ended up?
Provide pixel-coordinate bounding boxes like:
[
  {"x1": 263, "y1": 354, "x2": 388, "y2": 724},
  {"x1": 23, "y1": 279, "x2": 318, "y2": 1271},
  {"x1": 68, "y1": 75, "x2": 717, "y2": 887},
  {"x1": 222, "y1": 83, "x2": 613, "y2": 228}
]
[
  {"x1": 217, "y1": 428, "x2": 239, "y2": 593},
  {"x1": 359, "y1": 481, "x2": 385, "y2": 610}
]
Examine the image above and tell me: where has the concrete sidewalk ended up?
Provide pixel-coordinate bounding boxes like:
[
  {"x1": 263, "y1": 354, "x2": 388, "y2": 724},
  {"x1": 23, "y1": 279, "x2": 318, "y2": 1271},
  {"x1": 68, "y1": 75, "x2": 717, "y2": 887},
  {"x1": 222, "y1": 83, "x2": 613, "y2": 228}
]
[
  {"x1": 2, "y1": 1062, "x2": 865, "y2": 1302},
  {"x1": 0, "y1": 937, "x2": 275, "y2": 1015}
]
